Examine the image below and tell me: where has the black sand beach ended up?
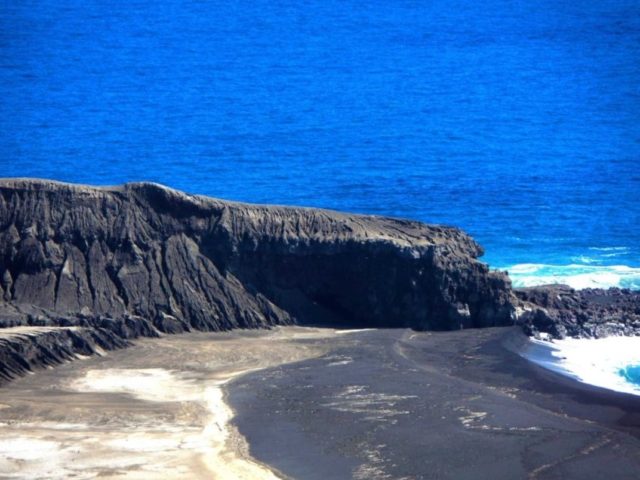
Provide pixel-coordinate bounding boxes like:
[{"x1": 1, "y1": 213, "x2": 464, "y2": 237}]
[
  {"x1": 1, "y1": 181, "x2": 640, "y2": 479},
  {"x1": 1, "y1": 326, "x2": 639, "y2": 479},
  {"x1": 228, "y1": 327, "x2": 640, "y2": 479}
]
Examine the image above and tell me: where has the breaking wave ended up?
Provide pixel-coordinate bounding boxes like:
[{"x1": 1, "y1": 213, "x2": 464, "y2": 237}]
[
  {"x1": 521, "y1": 336, "x2": 640, "y2": 396},
  {"x1": 504, "y1": 263, "x2": 640, "y2": 290}
]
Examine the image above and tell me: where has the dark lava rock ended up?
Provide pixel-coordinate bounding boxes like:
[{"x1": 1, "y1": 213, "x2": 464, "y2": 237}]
[
  {"x1": 0, "y1": 325, "x2": 129, "y2": 385},
  {"x1": 3, "y1": 179, "x2": 636, "y2": 382},
  {"x1": 0, "y1": 179, "x2": 514, "y2": 333},
  {"x1": 515, "y1": 284, "x2": 640, "y2": 339},
  {"x1": 0, "y1": 178, "x2": 516, "y2": 381}
]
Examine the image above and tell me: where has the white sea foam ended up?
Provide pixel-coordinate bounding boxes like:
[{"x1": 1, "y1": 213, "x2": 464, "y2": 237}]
[
  {"x1": 569, "y1": 255, "x2": 599, "y2": 265},
  {"x1": 521, "y1": 336, "x2": 640, "y2": 396},
  {"x1": 588, "y1": 246, "x2": 630, "y2": 252},
  {"x1": 505, "y1": 263, "x2": 640, "y2": 290}
]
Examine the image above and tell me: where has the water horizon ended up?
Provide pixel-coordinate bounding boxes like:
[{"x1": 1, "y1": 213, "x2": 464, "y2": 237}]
[{"x1": 2, "y1": 0, "x2": 639, "y2": 289}]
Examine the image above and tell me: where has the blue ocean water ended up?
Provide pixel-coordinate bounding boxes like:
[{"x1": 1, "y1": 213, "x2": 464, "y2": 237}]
[
  {"x1": 1, "y1": 0, "x2": 639, "y2": 288},
  {"x1": 619, "y1": 364, "x2": 640, "y2": 388}
]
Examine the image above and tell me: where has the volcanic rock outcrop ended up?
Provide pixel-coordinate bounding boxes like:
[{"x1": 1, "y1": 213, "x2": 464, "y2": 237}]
[
  {"x1": 0, "y1": 178, "x2": 516, "y2": 331},
  {"x1": 0, "y1": 324, "x2": 129, "y2": 384},
  {"x1": 0, "y1": 178, "x2": 515, "y2": 381},
  {"x1": 515, "y1": 284, "x2": 640, "y2": 339},
  {"x1": 2, "y1": 179, "x2": 639, "y2": 383}
]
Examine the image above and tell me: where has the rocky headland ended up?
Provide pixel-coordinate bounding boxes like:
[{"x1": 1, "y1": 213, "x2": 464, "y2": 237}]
[{"x1": 0, "y1": 178, "x2": 638, "y2": 383}]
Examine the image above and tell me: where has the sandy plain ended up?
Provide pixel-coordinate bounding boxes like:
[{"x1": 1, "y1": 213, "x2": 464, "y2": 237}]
[
  {"x1": 0, "y1": 327, "x2": 338, "y2": 480},
  {"x1": 1, "y1": 326, "x2": 640, "y2": 480}
]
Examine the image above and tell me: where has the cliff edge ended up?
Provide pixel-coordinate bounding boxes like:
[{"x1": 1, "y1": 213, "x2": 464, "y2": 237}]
[{"x1": 0, "y1": 179, "x2": 514, "y2": 335}]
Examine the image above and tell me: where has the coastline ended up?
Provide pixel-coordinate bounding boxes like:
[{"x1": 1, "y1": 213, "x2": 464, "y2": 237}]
[
  {"x1": 517, "y1": 335, "x2": 640, "y2": 396},
  {"x1": 228, "y1": 327, "x2": 640, "y2": 479},
  {"x1": 1, "y1": 326, "x2": 640, "y2": 479},
  {"x1": 67, "y1": 366, "x2": 284, "y2": 480},
  {"x1": 1, "y1": 179, "x2": 639, "y2": 391},
  {"x1": 2, "y1": 0, "x2": 640, "y2": 475}
]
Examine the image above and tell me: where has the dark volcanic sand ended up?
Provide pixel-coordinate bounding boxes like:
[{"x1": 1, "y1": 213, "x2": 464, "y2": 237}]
[{"x1": 228, "y1": 328, "x2": 640, "y2": 480}]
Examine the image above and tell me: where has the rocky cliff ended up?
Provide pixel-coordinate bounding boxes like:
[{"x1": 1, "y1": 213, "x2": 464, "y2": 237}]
[
  {"x1": 0, "y1": 179, "x2": 515, "y2": 380},
  {"x1": 514, "y1": 285, "x2": 640, "y2": 339},
  {"x1": 2, "y1": 179, "x2": 639, "y2": 383}
]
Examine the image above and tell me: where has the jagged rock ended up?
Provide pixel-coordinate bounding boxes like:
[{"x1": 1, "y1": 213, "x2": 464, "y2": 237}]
[
  {"x1": 0, "y1": 179, "x2": 514, "y2": 333},
  {"x1": 0, "y1": 326, "x2": 128, "y2": 385},
  {"x1": 514, "y1": 285, "x2": 640, "y2": 339}
]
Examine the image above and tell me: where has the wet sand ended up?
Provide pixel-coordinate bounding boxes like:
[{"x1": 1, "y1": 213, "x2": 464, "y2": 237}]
[
  {"x1": 1, "y1": 326, "x2": 640, "y2": 479},
  {"x1": 0, "y1": 327, "x2": 336, "y2": 479},
  {"x1": 229, "y1": 328, "x2": 640, "y2": 479}
]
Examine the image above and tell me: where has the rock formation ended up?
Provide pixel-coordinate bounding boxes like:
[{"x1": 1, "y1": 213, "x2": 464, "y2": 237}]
[
  {"x1": 0, "y1": 325, "x2": 129, "y2": 384},
  {"x1": 1, "y1": 179, "x2": 637, "y2": 384},
  {"x1": 0, "y1": 178, "x2": 515, "y2": 382},
  {"x1": 514, "y1": 284, "x2": 640, "y2": 339}
]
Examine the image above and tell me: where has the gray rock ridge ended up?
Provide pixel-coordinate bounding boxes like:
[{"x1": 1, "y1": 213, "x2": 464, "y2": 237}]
[
  {"x1": 514, "y1": 284, "x2": 640, "y2": 339},
  {"x1": 0, "y1": 325, "x2": 129, "y2": 385},
  {"x1": 0, "y1": 178, "x2": 517, "y2": 382},
  {"x1": 0, "y1": 178, "x2": 514, "y2": 334}
]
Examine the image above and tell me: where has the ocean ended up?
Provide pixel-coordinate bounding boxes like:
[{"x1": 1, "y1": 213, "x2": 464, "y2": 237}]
[
  {"x1": 523, "y1": 336, "x2": 640, "y2": 393},
  {"x1": 620, "y1": 364, "x2": 640, "y2": 387},
  {"x1": 1, "y1": 0, "x2": 639, "y2": 289}
]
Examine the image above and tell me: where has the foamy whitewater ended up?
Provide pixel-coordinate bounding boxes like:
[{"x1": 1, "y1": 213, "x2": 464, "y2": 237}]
[
  {"x1": 506, "y1": 263, "x2": 640, "y2": 290},
  {"x1": 522, "y1": 336, "x2": 640, "y2": 396}
]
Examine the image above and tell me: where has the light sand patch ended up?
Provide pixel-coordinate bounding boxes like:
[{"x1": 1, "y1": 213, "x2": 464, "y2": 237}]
[
  {"x1": 352, "y1": 442, "x2": 393, "y2": 480},
  {"x1": 76, "y1": 368, "x2": 286, "y2": 480},
  {"x1": 0, "y1": 437, "x2": 66, "y2": 480},
  {"x1": 325, "y1": 354, "x2": 353, "y2": 366},
  {"x1": 70, "y1": 368, "x2": 203, "y2": 402},
  {"x1": 335, "y1": 328, "x2": 376, "y2": 335},
  {"x1": 454, "y1": 406, "x2": 488, "y2": 428},
  {"x1": 322, "y1": 385, "x2": 418, "y2": 423},
  {"x1": 0, "y1": 327, "x2": 338, "y2": 479}
]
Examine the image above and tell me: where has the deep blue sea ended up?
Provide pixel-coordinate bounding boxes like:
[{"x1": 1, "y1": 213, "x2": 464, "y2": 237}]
[{"x1": 1, "y1": 0, "x2": 639, "y2": 289}]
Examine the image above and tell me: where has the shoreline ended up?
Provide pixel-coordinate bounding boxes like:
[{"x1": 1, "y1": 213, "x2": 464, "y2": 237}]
[
  {"x1": 1, "y1": 326, "x2": 640, "y2": 478},
  {"x1": 517, "y1": 335, "x2": 640, "y2": 397},
  {"x1": 202, "y1": 371, "x2": 285, "y2": 480},
  {"x1": 67, "y1": 365, "x2": 285, "y2": 480},
  {"x1": 228, "y1": 327, "x2": 640, "y2": 479}
]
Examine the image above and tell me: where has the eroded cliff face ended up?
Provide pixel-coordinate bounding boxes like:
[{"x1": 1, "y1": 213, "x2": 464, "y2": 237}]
[
  {"x1": 0, "y1": 179, "x2": 515, "y2": 381},
  {"x1": 0, "y1": 325, "x2": 129, "y2": 384},
  {"x1": 0, "y1": 179, "x2": 514, "y2": 330}
]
